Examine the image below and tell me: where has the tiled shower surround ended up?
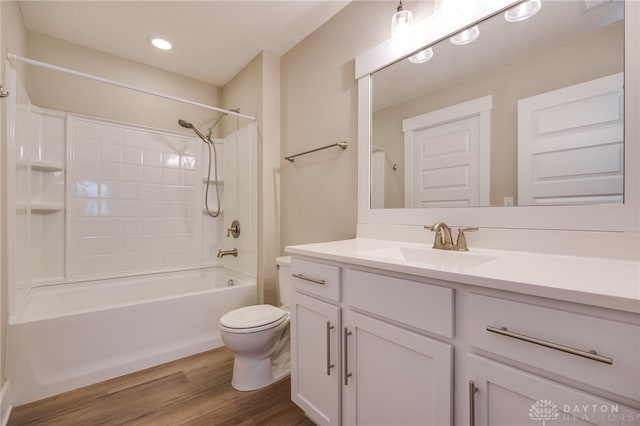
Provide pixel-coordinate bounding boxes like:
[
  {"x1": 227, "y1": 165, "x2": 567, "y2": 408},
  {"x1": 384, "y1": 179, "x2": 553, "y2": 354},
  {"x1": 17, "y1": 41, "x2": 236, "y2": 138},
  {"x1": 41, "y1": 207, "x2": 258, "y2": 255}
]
[
  {"x1": 7, "y1": 72, "x2": 257, "y2": 319},
  {"x1": 69, "y1": 117, "x2": 204, "y2": 278}
]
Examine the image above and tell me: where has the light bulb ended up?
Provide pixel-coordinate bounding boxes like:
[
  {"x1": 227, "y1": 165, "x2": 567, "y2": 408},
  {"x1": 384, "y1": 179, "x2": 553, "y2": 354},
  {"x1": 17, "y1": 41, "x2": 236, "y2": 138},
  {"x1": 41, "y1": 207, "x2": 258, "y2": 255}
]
[
  {"x1": 391, "y1": 1, "x2": 414, "y2": 37},
  {"x1": 408, "y1": 47, "x2": 434, "y2": 64},
  {"x1": 504, "y1": 0, "x2": 542, "y2": 23},
  {"x1": 450, "y1": 25, "x2": 480, "y2": 45}
]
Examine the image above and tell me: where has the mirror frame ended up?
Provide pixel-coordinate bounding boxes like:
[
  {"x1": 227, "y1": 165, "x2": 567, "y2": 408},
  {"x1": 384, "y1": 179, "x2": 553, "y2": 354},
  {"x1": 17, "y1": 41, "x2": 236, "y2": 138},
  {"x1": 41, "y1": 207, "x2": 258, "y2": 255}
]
[{"x1": 356, "y1": 0, "x2": 639, "y2": 232}]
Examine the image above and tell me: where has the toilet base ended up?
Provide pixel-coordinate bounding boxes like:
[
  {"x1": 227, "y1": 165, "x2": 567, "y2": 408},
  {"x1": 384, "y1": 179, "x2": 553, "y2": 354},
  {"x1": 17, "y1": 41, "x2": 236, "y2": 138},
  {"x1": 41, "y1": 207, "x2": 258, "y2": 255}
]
[
  {"x1": 230, "y1": 352, "x2": 290, "y2": 391},
  {"x1": 230, "y1": 327, "x2": 291, "y2": 392}
]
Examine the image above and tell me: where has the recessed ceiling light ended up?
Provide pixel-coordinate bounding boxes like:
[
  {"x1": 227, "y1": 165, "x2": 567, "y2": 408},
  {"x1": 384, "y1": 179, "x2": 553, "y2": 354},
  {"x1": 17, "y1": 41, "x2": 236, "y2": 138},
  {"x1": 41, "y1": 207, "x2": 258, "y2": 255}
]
[{"x1": 149, "y1": 36, "x2": 172, "y2": 50}]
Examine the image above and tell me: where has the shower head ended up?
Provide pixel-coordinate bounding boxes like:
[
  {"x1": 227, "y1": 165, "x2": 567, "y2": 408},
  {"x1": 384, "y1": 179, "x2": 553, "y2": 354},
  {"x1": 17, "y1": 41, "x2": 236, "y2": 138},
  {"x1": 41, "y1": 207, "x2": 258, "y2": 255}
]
[
  {"x1": 178, "y1": 119, "x2": 209, "y2": 143},
  {"x1": 178, "y1": 119, "x2": 193, "y2": 129}
]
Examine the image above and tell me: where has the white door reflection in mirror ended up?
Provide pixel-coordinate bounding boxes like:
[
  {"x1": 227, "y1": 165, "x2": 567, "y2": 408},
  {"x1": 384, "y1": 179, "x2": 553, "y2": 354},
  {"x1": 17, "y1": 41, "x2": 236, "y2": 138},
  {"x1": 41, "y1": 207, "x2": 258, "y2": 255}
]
[
  {"x1": 403, "y1": 96, "x2": 491, "y2": 208},
  {"x1": 518, "y1": 73, "x2": 624, "y2": 206}
]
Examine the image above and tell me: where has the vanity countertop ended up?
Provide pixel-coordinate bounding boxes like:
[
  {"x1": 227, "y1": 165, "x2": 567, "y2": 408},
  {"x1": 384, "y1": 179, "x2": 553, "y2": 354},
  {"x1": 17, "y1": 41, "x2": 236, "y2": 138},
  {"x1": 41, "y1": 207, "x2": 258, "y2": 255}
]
[{"x1": 285, "y1": 238, "x2": 640, "y2": 314}]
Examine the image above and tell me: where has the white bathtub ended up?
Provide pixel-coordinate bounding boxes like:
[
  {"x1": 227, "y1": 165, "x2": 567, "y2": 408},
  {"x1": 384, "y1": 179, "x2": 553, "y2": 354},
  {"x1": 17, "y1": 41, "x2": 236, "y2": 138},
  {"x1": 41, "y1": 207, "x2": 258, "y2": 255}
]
[{"x1": 7, "y1": 267, "x2": 256, "y2": 404}]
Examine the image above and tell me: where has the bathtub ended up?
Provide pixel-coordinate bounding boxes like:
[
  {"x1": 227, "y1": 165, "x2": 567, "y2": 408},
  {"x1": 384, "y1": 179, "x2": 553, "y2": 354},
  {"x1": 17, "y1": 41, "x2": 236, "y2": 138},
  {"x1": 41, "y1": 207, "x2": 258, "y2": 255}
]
[{"x1": 7, "y1": 267, "x2": 256, "y2": 404}]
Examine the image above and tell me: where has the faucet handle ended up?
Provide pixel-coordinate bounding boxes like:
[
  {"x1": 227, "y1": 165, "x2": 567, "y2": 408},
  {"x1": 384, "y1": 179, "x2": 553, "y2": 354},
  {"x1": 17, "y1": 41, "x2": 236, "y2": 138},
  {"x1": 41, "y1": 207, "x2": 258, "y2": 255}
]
[
  {"x1": 455, "y1": 227, "x2": 479, "y2": 251},
  {"x1": 459, "y1": 227, "x2": 479, "y2": 233},
  {"x1": 227, "y1": 220, "x2": 241, "y2": 238}
]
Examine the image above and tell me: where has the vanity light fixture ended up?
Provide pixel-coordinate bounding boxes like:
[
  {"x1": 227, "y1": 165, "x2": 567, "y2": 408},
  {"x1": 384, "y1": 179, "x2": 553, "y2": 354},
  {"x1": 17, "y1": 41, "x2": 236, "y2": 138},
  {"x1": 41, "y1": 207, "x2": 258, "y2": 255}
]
[
  {"x1": 504, "y1": 0, "x2": 542, "y2": 22},
  {"x1": 391, "y1": 0, "x2": 414, "y2": 37},
  {"x1": 450, "y1": 25, "x2": 480, "y2": 45},
  {"x1": 149, "y1": 36, "x2": 172, "y2": 50},
  {"x1": 408, "y1": 47, "x2": 434, "y2": 64}
]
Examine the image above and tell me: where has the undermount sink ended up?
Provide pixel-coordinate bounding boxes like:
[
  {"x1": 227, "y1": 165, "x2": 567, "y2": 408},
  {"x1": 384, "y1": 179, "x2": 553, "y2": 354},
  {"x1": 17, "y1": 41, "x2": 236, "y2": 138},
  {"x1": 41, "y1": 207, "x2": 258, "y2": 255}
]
[{"x1": 357, "y1": 246, "x2": 497, "y2": 270}]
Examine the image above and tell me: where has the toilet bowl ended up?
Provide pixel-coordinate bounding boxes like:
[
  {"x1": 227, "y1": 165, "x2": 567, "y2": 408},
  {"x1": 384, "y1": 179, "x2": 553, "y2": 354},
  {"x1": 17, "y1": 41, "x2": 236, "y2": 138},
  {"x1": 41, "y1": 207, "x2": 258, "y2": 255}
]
[{"x1": 219, "y1": 256, "x2": 292, "y2": 391}]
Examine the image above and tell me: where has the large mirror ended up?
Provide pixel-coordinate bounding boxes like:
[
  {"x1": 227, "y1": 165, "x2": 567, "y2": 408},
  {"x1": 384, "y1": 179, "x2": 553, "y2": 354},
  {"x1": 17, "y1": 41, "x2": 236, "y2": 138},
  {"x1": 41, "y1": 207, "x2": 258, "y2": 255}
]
[{"x1": 371, "y1": 0, "x2": 624, "y2": 209}]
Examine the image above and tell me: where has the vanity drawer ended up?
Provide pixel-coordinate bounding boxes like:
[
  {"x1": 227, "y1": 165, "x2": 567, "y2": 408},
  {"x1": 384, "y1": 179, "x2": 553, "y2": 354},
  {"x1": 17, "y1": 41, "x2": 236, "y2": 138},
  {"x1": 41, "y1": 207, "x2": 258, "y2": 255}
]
[
  {"x1": 469, "y1": 293, "x2": 640, "y2": 401},
  {"x1": 290, "y1": 257, "x2": 341, "y2": 302},
  {"x1": 344, "y1": 269, "x2": 454, "y2": 338}
]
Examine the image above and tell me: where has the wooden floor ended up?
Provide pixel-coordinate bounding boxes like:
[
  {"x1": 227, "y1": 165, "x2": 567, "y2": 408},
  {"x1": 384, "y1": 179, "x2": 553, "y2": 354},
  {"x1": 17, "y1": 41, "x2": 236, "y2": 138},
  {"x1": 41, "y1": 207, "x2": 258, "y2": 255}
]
[{"x1": 9, "y1": 347, "x2": 314, "y2": 426}]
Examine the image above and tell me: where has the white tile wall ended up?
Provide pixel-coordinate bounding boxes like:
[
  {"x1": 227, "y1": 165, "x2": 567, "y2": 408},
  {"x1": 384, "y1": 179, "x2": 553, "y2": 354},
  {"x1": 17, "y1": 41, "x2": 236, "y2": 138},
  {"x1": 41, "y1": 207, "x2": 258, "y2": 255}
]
[
  {"x1": 10, "y1": 107, "x2": 257, "y2": 293},
  {"x1": 68, "y1": 117, "x2": 204, "y2": 279}
]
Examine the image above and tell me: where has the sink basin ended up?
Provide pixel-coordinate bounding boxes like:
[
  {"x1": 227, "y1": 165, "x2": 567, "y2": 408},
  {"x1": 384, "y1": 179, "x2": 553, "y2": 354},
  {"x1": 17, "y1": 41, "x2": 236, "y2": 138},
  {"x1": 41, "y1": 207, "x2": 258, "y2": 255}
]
[{"x1": 357, "y1": 246, "x2": 497, "y2": 270}]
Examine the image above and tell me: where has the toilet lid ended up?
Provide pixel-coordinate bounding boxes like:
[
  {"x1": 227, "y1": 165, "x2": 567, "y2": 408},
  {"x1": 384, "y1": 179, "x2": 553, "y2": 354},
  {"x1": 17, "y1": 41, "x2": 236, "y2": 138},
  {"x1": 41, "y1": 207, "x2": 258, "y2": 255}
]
[{"x1": 220, "y1": 305, "x2": 287, "y2": 329}]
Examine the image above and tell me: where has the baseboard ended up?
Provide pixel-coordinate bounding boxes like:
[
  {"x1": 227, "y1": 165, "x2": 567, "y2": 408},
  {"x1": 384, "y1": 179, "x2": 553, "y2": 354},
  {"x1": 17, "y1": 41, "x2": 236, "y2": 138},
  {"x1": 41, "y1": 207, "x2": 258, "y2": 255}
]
[{"x1": 1, "y1": 380, "x2": 13, "y2": 426}]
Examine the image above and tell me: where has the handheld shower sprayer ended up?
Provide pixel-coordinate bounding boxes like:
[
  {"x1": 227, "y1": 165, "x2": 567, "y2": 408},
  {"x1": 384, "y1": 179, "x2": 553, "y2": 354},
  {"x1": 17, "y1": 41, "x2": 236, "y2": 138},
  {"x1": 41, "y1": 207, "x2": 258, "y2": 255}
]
[
  {"x1": 178, "y1": 119, "x2": 210, "y2": 144},
  {"x1": 178, "y1": 118, "x2": 221, "y2": 218}
]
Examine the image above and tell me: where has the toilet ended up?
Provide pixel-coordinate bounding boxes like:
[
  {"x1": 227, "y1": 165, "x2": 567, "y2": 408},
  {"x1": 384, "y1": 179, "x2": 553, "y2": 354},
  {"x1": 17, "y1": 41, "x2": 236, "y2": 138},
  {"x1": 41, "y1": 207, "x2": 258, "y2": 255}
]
[{"x1": 219, "y1": 256, "x2": 292, "y2": 391}]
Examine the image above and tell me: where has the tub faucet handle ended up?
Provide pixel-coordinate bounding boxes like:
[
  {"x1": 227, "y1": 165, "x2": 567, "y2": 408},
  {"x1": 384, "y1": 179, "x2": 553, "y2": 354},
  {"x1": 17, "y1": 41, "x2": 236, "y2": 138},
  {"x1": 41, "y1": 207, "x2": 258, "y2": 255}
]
[{"x1": 227, "y1": 220, "x2": 241, "y2": 238}]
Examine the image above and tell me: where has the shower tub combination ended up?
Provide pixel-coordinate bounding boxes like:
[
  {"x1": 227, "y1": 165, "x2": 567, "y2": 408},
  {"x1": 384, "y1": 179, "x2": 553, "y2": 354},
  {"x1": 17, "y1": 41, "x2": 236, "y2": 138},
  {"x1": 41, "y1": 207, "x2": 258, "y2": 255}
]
[{"x1": 7, "y1": 267, "x2": 256, "y2": 404}]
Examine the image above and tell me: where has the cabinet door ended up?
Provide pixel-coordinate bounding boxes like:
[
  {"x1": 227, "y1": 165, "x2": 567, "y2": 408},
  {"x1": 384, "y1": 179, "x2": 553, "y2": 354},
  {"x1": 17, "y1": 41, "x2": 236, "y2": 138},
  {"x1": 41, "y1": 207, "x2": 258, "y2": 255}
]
[
  {"x1": 291, "y1": 291, "x2": 341, "y2": 426},
  {"x1": 343, "y1": 310, "x2": 453, "y2": 426},
  {"x1": 467, "y1": 354, "x2": 640, "y2": 426}
]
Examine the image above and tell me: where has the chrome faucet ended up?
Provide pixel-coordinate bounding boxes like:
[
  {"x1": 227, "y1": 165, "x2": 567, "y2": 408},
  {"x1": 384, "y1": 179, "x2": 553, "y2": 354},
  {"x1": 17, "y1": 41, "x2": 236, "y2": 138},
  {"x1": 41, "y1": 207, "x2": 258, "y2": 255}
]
[
  {"x1": 217, "y1": 248, "x2": 238, "y2": 258},
  {"x1": 425, "y1": 223, "x2": 479, "y2": 251}
]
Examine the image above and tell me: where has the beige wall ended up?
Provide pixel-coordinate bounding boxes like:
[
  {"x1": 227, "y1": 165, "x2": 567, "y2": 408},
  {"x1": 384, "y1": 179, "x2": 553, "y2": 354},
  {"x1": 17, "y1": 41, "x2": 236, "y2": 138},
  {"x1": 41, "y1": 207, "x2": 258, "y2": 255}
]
[
  {"x1": 221, "y1": 51, "x2": 281, "y2": 305},
  {"x1": 26, "y1": 32, "x2": 221, "y2": 135},
  {"x1": 259, "y1": 53, "x2": 281, "y2": 305},
  {"x1": 373, "y1": 23, "x2": 624, "y2": 207},
  {"x1": 1, "y1": 0, "x2": 28, "y2": 393},
  {"x1": 280, "y1": 1, "x2": 426, "y2": 249}
]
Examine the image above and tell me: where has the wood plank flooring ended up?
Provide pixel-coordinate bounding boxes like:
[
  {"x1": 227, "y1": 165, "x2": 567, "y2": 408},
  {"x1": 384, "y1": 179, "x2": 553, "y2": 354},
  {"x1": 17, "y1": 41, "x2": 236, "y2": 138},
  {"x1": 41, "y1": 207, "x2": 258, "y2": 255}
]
[{"x1": 9, "y1": 347, "x2": 314, "y2": 426}]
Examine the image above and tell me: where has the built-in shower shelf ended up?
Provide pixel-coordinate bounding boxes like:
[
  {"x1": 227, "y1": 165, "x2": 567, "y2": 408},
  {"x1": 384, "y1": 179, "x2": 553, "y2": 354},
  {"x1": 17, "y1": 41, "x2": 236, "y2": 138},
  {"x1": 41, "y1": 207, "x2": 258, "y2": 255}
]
[
  {"x1": 202, "y1": 208, "x2": 224, "y2": 214},
  {"x1": 31, "y1": 161, "x2": 64, "y2": 172},
  {"x1": 203, "y1": 177, "x2": 224, "y2": 183},
  {"x1": 31, "y1": 203, "x2": 64, "y2": 213}
]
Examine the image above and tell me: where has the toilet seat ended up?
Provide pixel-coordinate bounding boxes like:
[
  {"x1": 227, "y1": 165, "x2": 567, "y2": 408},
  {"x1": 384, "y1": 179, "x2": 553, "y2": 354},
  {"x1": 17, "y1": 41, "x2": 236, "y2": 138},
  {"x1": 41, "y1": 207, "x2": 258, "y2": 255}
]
[{"x1": 220, "y1": 305, "x2": 289, "y2": 334}]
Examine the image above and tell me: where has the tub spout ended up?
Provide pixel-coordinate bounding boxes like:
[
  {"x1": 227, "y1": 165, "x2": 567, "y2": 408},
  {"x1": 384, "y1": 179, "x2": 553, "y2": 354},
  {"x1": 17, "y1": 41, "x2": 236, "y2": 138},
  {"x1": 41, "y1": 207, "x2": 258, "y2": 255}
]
[{"x1": 217, "y1": 248, "x2": 238, "y2": 258}]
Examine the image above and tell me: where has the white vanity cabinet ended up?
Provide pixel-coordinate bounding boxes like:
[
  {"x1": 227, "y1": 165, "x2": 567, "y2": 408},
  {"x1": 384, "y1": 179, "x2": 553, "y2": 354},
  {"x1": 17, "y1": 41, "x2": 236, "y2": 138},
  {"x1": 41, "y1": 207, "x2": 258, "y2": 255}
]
[
  {"x1": 290, "y1": 291, "x2": 341, "y2": 426},
  {"x1": 290, "y1": 258, "x2": 342, "y2": 426},
  {"x1": 467, "y1": 355, "x2": 640, "y2": 426},
  {"x1": 342, "y1": 309, "x2": 453, "y2": 425},
  {"x1": 465, "y1": 292, "x2": 640, "y2": 426},
  {"x1": 341, "y1": 269, "x2": 453, "y2": 425},
  {"x1": 289, "y1": 248, "x2": 640, "y2": 426},
  {"x1": 290, "y1": 258, "x2": 454, "y2": 426}
]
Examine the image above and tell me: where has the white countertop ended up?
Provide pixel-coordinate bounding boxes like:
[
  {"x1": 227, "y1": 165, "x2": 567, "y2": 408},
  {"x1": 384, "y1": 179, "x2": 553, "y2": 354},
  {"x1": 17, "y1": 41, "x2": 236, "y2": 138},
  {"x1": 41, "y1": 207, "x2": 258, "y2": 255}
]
[{"x1": 286, "y1": 238, "x2": 640, "y2": 314}]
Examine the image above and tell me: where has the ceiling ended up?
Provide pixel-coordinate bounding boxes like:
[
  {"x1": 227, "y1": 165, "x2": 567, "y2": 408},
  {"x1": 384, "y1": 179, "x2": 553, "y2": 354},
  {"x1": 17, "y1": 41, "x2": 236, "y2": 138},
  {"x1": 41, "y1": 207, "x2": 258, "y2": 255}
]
[{"x1": 18, "y1": 1, "x2": 351, "y2": 87}]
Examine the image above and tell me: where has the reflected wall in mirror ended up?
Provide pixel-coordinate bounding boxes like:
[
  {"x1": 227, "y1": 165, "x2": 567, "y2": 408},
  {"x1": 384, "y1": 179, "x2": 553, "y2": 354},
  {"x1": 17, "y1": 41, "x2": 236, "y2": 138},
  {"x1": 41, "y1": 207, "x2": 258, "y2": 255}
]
[{"x1": 371, "y1": 0, "x2": 624, "y2": 209}]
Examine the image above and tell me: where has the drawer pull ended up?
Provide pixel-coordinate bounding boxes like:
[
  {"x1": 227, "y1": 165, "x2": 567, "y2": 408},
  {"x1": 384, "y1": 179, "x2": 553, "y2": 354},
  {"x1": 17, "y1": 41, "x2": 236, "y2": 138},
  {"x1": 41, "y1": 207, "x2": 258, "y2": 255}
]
[
  {"x1": 486, "y1": 326, "x2": 613, "y2": 365},
  {"x1": 344, "y1": 328, "x2": 353, "y2": 386},
  {"x1": 326, "y1": 321, "x2": 335, "y2": 376},
  {"x1": 469, "y1": 380, "x2": 478, "y2": 426},
  {"x1": 292, "y1": 273, "x2": 325, "y2": 285}
]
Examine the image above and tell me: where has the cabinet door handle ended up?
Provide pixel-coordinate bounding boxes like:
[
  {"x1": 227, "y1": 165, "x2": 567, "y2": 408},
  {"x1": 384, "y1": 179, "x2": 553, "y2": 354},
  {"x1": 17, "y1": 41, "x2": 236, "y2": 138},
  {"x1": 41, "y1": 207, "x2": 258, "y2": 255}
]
[
  {"x1": 469, "y1": 380, "x2": 478, "y2": 426},
  {"x1": 486, "y1": 326, "x2": 613, "y2": 365},
  {"x1": 292, "y1": 273, "x2": 325, "y2": 285},
  {"x1": 344, "y1": 327, "x2": 353, "y2": 386},
  {"x1": 326, "y1": 321, "x2": 335, "y2": 376}
]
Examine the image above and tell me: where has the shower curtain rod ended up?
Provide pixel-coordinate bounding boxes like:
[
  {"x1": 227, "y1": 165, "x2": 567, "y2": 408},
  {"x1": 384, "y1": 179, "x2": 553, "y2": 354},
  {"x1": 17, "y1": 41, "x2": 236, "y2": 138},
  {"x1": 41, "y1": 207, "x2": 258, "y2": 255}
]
[{"x1": 6, "y1": 52, "x2": 257, "y2": 122}]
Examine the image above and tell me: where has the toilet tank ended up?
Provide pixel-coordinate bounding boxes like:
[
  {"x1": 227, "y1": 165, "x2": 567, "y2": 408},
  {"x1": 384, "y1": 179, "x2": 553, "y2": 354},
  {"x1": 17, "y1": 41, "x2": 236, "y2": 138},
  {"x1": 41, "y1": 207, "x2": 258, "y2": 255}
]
[{"x1": 276, "y1": 256, "x2": 292, "y2": 310}]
